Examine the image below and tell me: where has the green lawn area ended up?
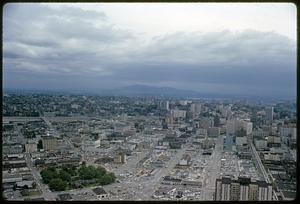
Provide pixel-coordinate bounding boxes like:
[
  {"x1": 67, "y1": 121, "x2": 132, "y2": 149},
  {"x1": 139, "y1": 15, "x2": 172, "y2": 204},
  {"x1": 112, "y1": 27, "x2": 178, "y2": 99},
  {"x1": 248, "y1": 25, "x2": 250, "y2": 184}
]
[{"x1": 29, "y1": 189, "x2": 42, "y2": 196}]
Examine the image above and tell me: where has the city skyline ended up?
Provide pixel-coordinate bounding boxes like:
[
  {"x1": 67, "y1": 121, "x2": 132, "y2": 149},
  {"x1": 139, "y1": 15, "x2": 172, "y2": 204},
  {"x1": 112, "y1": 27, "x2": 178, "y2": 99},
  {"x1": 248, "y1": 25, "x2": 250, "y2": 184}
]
[{"x1": 3, "y1": 3, "x2": 297, "y2": 99}]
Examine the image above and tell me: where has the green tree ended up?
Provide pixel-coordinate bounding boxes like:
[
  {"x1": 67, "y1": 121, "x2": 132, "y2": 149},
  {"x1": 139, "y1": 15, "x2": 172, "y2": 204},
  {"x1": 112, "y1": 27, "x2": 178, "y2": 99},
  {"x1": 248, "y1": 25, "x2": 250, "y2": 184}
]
[
  {"x1": 37, "y1": 139, "x2": 43, "y2": 149},
  {"x1": 61, "y1": 164, "x2": 76, "y2": 176},
  {"x1": 95, "y1": 166, "x2": 106, "y2": 179},
  {"x1": 99, "y1": 174, "x2": 113, "y2": 185},
  {"x1": 98, "y1": 172, "x2": 116, "y2": 185},
  {"x1": 78, "y1": 165, "x2": 94, "y2": 180},
  {"x1": 59, "y1": 170, "x2": 71, "y2": 182},
  {"x1": 40, "y1": 168, "x2": 58, "y2": 184},
  {"x1": 107, "y1": 172, "x2": 116, "y2": 181},
  {"x1": 49, "y1": 178, "x2": 68, "y2": 191}
]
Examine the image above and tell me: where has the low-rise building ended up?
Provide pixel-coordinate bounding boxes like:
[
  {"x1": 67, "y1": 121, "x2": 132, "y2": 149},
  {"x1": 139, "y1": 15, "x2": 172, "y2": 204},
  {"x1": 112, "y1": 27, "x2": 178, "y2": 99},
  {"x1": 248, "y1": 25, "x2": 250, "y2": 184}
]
[
  {"x1": 42, "y1": 136, "x2": 57, "y2": 151},
  {"x1": 179, "y1": 154, "x2": 191, "y2": 166},
  {"x1": 92, "y1": 187, "x2": 109, "y2": 200},
  {"x1": 215, "y1": 176, "x2": 272, "y2": 201},
  {"x1": 25, "y1": 141, "x2": 38, "y2": 153}
]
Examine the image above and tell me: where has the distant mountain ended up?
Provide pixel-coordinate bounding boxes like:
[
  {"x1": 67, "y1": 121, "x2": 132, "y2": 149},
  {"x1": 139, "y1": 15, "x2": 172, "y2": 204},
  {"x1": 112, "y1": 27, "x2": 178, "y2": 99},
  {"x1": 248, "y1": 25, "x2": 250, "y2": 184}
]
[
  {"x1": 100, "y1": 84, "x2": 201, "y2": 97},
  {"x1": 4, "y1": 85, "x2": 295, "y2": 101}
]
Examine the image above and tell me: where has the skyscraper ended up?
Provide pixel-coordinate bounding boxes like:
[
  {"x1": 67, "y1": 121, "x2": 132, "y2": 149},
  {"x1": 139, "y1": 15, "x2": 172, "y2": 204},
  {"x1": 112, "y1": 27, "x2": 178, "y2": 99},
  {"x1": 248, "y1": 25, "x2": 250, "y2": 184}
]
[
  {"x1": 265, "y1": 107, "x2": 274, "y2": 123},
  {"x1": 160, "y1": 100, "x2": 169, "y2": 111}
]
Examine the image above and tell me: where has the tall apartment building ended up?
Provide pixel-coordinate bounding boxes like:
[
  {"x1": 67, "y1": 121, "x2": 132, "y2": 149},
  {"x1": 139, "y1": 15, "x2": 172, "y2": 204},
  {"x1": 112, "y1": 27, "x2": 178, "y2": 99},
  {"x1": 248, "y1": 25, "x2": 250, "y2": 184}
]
[
  {"x1": 215, "y1": 176, "x2": 272, "y2": 201},
  {"x1": 42, "y1": 136, "x2": 57, "y2": 151}
]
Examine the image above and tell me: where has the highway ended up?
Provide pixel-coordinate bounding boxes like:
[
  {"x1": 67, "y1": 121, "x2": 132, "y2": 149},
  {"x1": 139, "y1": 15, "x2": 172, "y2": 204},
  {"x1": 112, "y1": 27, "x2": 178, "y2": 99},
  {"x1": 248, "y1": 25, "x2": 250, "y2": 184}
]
[{"x1": 3, "y1": 116, "x2": 92, "y2": 122}]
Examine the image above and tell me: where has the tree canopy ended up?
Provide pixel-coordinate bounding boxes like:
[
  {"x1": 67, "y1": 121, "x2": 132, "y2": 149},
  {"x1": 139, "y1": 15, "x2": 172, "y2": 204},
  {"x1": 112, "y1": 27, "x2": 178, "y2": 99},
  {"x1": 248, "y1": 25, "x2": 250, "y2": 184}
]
[{"x1": 40, "y1": 164, "x2": 115, "y2": 191}]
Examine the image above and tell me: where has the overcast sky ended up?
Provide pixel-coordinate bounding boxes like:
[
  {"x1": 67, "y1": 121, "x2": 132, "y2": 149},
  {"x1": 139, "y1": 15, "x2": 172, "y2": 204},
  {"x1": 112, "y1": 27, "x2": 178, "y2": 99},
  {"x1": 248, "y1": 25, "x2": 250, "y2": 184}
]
[{"x1": 3, "y1": 3, "x2": 297, "y2": 98}]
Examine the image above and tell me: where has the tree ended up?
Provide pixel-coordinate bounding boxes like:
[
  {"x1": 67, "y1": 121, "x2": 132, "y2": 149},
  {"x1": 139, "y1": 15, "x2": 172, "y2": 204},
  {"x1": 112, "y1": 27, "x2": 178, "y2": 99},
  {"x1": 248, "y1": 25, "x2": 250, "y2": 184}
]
[
  {"x1": 107, "y1": 172, "x2": 116, "y2": 181},
  {"x1": 40, "y1": 168, "x2": 58, "y2": 184},
  {"x1": 20, "y1": 189, "x2": 29, "y2": 196},
  {"x1": 61, "y1": 164, "x2": 76, "y2": 176},
  {"x1": 96, "y1": 166, "x2": 106, "y2": 177},
  {"x1": 78, "y1": 165, "x2": 95, "y2": 180},
  {"x1": 99, "y1": 173, "x2": 114, "y2": 185},
  {"x1": 59, "y1": 170, "x2": 71, "y2": 182},
  {"x1": 37, "y1": 139, "x2": 43, "y2": 149},
  {"x1": 49, "y1": 178, "x2": 68, "y2": 191}
]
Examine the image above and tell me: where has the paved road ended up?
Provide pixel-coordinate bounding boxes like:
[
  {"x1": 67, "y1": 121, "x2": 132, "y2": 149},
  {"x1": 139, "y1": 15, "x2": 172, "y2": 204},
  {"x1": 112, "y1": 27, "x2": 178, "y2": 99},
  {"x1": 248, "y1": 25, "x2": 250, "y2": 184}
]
[
  {"x1": 134, "y1": 146, "x2": 189, "y2": 200},
  {"x1": 250, "y1": 142, "x2": 269, "y2": 182},
  {"x1": 200, "y1": 135, "x2": 223, "y2": 200},
  {"x1": 250, "y1": 142, "x2": 278, "y2": 200},
  {"x1": 3, "y1": 117, "x2": 42, "y2": 122},
  {"x1": 3, "y1": 116, "x2": 92, "y2": 122},
  {"x1": 41, "y1": 117, "x2": 75, "y2": 149},
  {"x1": 24, "y1": 153, "x2": 56, "y2": 200},
  {"x1": 103, "y1": 145, "x2": 189, "y2": 200}
]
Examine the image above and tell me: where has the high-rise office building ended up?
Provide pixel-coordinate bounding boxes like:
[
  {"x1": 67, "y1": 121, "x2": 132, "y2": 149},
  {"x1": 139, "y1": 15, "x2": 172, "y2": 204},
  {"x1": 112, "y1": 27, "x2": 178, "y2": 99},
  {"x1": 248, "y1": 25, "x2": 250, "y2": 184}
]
[
  {"x1": 171, "y1": 109, "x2": 186, "y2": 118},
  {"x1": 215, "y1": 176, "x2": 272, "y2": 201},
  {"x1": 226, "y1": 118, "x2": 253, "y2": 135},
  {"x1": 160, "y1": 100, "x2": 169, "y2": 111},
  {"x1": 265, "y1": 107, "x2": 274, "y2": 123},
  {"x1": 190, "y1": 103, "x2": 201, "y2": 114}
]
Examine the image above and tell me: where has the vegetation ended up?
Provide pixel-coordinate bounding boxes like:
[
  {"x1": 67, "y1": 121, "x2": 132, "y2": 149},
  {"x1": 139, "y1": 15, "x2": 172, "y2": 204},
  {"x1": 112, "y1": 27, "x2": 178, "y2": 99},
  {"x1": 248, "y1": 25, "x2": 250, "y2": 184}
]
[
  {"x1": 37, "y1": 139, "x2": 43, "y2": 149},
  {"x1": 49, "y1": 178, "x2": 68, "y2": 191},
  {"x1": 40, "y1": 164, "x2": 116, "y2": 191}
]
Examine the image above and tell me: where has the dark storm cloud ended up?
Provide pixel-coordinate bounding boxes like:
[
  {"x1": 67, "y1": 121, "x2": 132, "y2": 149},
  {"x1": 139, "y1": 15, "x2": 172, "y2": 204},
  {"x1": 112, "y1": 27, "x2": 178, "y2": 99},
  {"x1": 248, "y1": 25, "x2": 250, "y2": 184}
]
[
  {"x1": 3, "y1": 3, "x2": 137, "y2": 78},
  {"x1": 3, "y1": 4, "x2": 296, "y2": 98}
]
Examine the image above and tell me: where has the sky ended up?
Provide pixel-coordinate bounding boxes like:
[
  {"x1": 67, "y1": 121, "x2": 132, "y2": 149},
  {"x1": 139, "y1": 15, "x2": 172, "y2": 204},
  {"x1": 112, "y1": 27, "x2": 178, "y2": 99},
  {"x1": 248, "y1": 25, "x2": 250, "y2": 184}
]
[{"x1": 3, "y1": 3, "x2": 297, "y2": 98}]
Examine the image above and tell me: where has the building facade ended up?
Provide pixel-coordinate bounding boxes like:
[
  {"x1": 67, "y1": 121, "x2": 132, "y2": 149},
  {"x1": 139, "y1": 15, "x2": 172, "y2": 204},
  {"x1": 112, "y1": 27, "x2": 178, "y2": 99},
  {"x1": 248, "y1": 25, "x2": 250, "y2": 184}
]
[
  {"x1": 215, "y1": 176, "x2": 272, "y2": 201},
  {"x1": 25, "y1": 141, "x2": 38, "y2": 153},
  {"x1": 265, "y1": 107, "x2": 274, "y2": 123},
  {"x1": 42, "y1": 136, "x2": 57, "y2": 151}
]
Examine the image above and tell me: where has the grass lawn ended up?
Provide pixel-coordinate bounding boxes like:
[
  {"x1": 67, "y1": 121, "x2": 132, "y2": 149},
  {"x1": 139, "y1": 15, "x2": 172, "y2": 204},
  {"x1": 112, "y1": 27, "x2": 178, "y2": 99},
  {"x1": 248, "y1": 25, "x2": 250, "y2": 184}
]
[{"x1": 28, "y1": 189, "x2": 42, "y2": 196}]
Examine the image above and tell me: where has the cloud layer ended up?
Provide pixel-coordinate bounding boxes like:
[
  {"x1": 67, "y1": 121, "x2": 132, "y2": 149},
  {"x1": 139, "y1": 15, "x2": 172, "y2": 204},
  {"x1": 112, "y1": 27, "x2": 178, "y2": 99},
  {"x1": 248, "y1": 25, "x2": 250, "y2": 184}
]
[{"x1": 3, "y1": 4, "x2": 296, "y2": 98}]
